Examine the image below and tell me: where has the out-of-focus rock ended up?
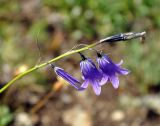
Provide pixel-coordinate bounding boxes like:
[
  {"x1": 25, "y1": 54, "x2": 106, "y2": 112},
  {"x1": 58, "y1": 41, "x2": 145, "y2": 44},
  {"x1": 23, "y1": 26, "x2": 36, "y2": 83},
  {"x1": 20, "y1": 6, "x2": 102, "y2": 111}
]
[
  {"x1": 119, "y1": 95, "x2": 142, "y2": 108},
  {"x1": 41, "y1": 114, "x2": 51, "y2": 126},
  {"x1": 60, "y1": 93, "x2": 73, "y2": 104},
  {"x1": 63, "y1": 106, "x2": 92, "y2": 126},
  {"x1": 15, "y1": 112, "x2": 32, "y2": 126},
  {"x1": 142, "y1": 95, "x2": 160, "y2": 114},
  {"x1": 119, "y1": 94, "x2": 160, "y2": 114},
  {"x1": 47, "y1": 13, "x2": 63, "y2": 25},
  {"x1": 111, "y1": 110, "x2": 125, "y2": 121},
  {"x1": 20, "y1": 0, "x2": 41, "y2": 19}
]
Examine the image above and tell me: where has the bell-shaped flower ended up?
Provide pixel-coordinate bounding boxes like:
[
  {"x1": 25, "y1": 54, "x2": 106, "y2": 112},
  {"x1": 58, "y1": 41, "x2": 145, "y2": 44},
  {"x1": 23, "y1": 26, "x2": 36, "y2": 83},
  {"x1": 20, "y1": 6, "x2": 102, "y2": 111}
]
[
  {"x1": 79, "y1": 53, "x2": 104, "y2": 95},
  {"x1": 97, "y1": 53, "x2": 130, "y2": 89},
  {"x1": 53, "y1": 65, "x2": 85, "y2": 91}
]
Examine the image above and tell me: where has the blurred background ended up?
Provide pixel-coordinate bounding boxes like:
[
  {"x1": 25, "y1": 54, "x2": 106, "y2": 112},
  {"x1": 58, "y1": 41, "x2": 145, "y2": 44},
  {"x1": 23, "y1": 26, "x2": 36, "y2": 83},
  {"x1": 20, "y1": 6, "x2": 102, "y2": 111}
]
[{"x1": 0, "y1": 0, "x2": 160, "y2": 126}]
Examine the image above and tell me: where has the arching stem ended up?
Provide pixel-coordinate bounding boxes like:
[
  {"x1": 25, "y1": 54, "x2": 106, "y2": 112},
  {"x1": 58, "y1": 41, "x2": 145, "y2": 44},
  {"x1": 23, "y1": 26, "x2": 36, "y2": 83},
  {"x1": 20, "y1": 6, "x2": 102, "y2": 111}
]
[{"x1": 0, "y1": 42, "x2": 98, "y2": 93}]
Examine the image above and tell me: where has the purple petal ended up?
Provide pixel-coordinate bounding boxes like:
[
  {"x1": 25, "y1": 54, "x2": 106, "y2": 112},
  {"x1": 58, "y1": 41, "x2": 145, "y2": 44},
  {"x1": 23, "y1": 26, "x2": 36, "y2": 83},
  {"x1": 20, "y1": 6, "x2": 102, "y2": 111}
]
[
  {"x1": 92, "y1": 81, "x2": 101, "y2": 95},
  {"x1": 81, "y1": 80, "x2": 89, "y2": 88},
  {"x1": 99, "y1": 75, "x2": 108, "y2": 86},
  {"x1": 80, "y1": 58, "x2": 103, "y2": 95},
  {"x1": 116, "y1": 60, "x2": 123, "y2": 66},
  {"x1": 118, "y1": 68, "x2": 130, "y2": 75},
  {"x1": 87, "y1": 58, "x2": 97, "y2": 67},
  {"x1": 103, "y1": 54, "x2": 113, "y2": 63},
  {"x1": 54, "y1": 67, "x2": 84, "y2": 91},
  {"x1": 80, "y1": 58, "x2": 102, "y2": 80},
  {"x1": 109, "y1": 75, "x2": 119, "y2": 89}
]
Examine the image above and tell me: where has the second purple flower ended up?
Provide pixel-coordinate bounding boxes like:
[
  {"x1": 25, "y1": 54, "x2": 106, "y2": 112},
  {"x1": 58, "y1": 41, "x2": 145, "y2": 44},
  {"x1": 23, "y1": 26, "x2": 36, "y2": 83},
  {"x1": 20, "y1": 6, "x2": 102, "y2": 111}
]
[{"x1": 97, "y1": 53, "x2": 130, "y2": 89}]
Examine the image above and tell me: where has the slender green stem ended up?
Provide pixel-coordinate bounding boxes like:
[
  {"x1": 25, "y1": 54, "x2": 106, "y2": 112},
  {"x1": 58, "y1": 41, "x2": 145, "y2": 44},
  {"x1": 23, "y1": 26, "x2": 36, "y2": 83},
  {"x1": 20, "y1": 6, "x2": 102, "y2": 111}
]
[{"x1": 0, "y1": 42, "x2": 98, "y2": 93}]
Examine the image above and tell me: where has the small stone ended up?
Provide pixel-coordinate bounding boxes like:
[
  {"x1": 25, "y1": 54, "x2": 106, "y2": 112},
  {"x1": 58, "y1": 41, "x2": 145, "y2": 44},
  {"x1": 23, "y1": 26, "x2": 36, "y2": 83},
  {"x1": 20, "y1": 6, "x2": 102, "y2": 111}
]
[
  {"x1": 142, "y1": 95, "x2": 160, "y2": 114},
  {"x1": 60, "y1": 94, "x2": 73, "y2": 104},
  {"x1": 111, "y1": 110, "x2": 125, "y2": 121},
  {"x1": 63, "y1": 106, "x2": 92, "y2": 126},
  {"x1": 15, "y1": 112, "x2": 32, "y2": 126}
]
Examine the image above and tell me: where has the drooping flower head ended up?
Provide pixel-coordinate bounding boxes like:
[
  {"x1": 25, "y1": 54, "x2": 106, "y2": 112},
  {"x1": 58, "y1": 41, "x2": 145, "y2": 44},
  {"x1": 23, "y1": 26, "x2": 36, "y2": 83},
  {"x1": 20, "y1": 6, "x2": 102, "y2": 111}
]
[
  {"x1": 79, "y1": 53, "x2": 104, "y2": 95},
  {"x1": 97, "y1": 53, "x2": 130, "y2": 89},
  {"x1": 51, "y1": 64, "x2": 84, "y2": 91}
]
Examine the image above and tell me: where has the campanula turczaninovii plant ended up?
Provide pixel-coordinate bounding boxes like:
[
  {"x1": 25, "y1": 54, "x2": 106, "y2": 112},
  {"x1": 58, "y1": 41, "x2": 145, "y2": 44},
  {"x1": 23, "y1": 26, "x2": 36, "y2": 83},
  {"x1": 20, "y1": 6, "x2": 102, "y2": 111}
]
[
  {"x1": 0, "y1": 31, "x2": 146, "y2": 95},
  {"x1": 52, "y1": 32, "x2": 146, "y2": 95}
]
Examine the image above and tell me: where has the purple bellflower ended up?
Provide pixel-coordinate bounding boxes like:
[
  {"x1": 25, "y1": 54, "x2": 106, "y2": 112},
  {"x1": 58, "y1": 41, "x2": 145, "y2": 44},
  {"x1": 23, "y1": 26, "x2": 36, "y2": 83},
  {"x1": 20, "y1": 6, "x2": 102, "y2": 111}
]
[
  {"x1": 97, "y1": 53, "x2": 130, "y2": 89},
  {"x1": 52, "y1": 64, "x2": 85, "y2": 91},
  {"x1": 79, "y1": 53, "x2": 105, "y2": 95}
]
